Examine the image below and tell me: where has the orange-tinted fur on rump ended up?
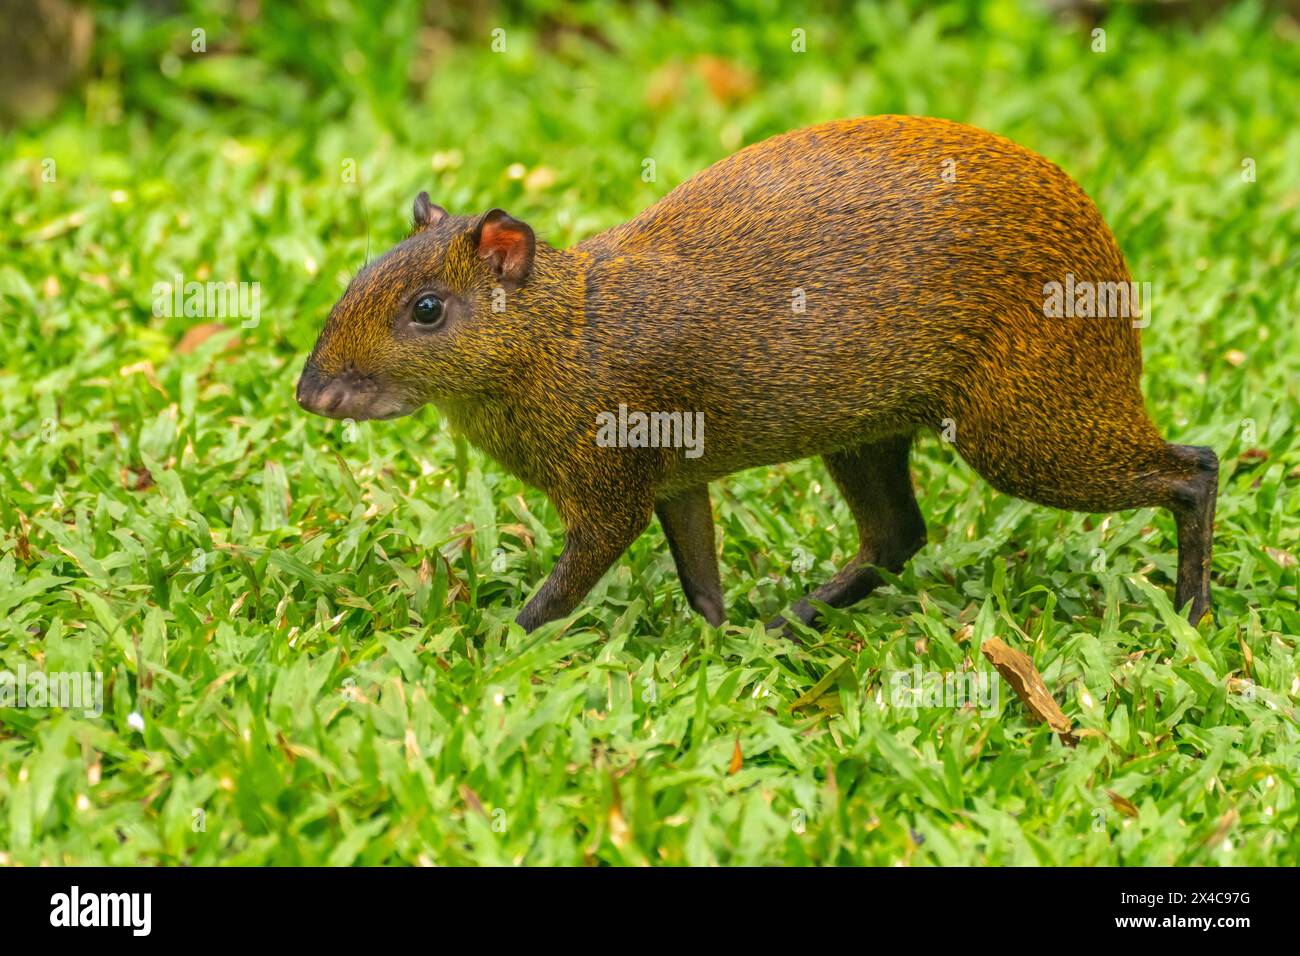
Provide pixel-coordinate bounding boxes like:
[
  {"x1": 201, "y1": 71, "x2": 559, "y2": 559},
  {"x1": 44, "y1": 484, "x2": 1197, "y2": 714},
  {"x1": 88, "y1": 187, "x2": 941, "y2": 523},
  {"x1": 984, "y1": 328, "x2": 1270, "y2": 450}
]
[{"x1": 297, "y1": 116, "x2": 1218, "y2": 633}]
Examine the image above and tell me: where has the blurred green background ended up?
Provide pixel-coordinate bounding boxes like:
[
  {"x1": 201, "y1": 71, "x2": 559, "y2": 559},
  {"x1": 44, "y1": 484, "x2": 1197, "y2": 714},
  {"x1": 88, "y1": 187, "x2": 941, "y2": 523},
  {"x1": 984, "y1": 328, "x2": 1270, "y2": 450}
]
[{"x1": 1, "y1": 1, "x2": 1297, "y2": 866}]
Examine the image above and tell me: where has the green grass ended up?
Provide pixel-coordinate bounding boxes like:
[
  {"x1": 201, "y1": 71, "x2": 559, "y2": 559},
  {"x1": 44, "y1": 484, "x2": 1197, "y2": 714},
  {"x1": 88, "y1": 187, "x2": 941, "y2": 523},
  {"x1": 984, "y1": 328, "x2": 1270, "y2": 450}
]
[{"x1": 1, "y1": 0, "x2": 1298, "y2": 865}]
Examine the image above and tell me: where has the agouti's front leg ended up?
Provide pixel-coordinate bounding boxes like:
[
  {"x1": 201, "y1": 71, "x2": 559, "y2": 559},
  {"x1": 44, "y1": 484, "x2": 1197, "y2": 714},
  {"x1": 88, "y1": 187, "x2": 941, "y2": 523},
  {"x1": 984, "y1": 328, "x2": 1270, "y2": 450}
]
[
  {"x1": 655, "y1": 485, "x2": 725, "y2": 625},
  {"x1": 515, "y1": 503, "x2": 653, "y2": 632}
]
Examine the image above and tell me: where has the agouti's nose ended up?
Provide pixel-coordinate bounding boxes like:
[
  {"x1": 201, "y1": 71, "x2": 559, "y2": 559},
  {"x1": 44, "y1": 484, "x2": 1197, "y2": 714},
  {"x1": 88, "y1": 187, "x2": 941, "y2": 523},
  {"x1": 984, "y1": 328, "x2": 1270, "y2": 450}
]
[{"x1": 296, "y1": 365, "x2": 364, "y2": 419}]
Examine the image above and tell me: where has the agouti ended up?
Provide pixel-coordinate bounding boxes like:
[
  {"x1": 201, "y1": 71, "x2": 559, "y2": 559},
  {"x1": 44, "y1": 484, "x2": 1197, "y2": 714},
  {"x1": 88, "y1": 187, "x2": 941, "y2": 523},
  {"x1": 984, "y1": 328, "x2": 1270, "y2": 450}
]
[{"x1": 297, "y1": 115, "x2": 1218, "y2": 633}]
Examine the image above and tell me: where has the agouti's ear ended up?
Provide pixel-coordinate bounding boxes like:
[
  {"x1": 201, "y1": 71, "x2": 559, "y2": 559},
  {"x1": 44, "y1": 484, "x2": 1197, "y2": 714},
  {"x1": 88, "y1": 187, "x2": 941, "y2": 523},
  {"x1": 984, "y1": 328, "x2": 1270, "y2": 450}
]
[
  {"x1": 472, "y1": 209, "x2": 535, "y2": 290},
  {"x1": 412, "y1": 191, "x2": 448, "y2": 231}
]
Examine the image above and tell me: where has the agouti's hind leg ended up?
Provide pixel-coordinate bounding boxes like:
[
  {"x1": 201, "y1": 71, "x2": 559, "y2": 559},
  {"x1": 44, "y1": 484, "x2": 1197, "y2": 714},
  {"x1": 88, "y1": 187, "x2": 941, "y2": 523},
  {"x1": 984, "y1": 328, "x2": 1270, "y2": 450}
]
[
  {"x1": 957, "y1": 421, "x2": 1219, "y2": 623},
  {"x1": 772, "y1": 435, "x2": 927, "y2": 629},
  {"x1": 1167, "y1": 444, "x2": 1219, "y2": 623},
  {"x1": 656, "y1": 485, "x2": 725, "y2": 625}
]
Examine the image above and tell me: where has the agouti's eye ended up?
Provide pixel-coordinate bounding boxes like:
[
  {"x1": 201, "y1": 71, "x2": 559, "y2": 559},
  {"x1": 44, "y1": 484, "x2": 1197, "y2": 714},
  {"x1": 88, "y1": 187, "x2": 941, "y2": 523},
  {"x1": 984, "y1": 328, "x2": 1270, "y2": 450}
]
[{"x1": 412, "y1": 294, "x2": 444, "y2": 326}]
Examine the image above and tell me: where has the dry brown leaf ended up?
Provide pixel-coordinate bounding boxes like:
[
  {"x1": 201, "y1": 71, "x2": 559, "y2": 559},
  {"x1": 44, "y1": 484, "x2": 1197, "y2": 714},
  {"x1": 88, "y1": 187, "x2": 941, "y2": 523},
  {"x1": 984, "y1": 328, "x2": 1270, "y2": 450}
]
[
  {"x1": 438, "y1": 552, "x2": 470, "y2": 606},
  {"x1": 445, "y1": 523, "x2": 476, "y2": 561},
  {"x1": 119, "y1": 360, "x2": 167, "y2": 396},
  {"x1": 499, "y1": 522, "x2": 535, "y2": 549},
  {"x1": 1264, "y1": 547, "x2": 1296, "y2": 568},
  {"x1": 1107, "y1": 789, "x2": 1139, "y2": 818},
  {"x1": 120, "y1": 464, "x2": 154, "y2": 491},
  {"x1": 644, "y1": 62, "x2": 687, "y2": 110},
  {"x1": 275, "y1": 731, "x2": 298, "y2": 765},
  {"x1": 1202, "y1": 809, "x2": 1238, "y2": 850},
  {"x1": 693, "y1": 55, "x2": 755, "y2": 104},
  {"x1": 608, "y1": 777, "x2": 630, "y2": 849},
  {"x1": 176, "y1": 322, "x2": 237, "y2": 355},
  {"x1": 980, "y1": 637, "x2": 1077, "y2": 746},
  {"x1": 15, "y1": 512, "x2": 32, "y2": 562},
  {"x1": 728, "y1": 737, "x2": 743, "y2": 774},
  {"x1": 460, "y1": 784, "x2": 486, "y2": 817}
]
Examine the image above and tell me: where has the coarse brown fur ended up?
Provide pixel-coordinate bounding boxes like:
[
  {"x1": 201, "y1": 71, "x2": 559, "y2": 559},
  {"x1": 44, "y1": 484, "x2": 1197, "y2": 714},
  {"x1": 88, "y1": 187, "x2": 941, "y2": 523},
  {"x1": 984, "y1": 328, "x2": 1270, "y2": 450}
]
[{"x1": 298, "y1": 115, "x2": 1218, "y2": 633}]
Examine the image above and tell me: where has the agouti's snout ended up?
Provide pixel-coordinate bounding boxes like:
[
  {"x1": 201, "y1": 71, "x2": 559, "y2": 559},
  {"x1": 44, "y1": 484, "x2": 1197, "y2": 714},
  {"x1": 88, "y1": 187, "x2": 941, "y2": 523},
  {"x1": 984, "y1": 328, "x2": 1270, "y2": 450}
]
[{"x1": 296, "y1": 364, "x2": 410, "y2": 421}]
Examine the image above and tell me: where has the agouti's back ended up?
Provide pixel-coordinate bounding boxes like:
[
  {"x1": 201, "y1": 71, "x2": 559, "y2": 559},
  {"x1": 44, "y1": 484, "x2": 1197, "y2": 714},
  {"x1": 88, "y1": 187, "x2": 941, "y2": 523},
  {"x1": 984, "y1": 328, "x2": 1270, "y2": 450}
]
[{"x1": 578, "y1": 115, "x2": 1147, "y2": 501}]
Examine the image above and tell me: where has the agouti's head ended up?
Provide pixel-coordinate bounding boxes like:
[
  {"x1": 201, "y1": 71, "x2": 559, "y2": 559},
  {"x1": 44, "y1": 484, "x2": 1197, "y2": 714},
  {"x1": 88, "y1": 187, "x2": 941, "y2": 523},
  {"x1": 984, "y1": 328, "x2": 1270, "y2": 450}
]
[{"x1": 296, "y1": 192, "x2": 539, "y2": 421}]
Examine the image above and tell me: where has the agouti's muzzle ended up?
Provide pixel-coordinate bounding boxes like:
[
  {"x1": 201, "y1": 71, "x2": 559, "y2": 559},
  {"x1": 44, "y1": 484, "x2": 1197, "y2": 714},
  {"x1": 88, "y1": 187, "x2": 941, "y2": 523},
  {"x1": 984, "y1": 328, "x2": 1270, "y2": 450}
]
[{"x1": 296, "y1": 364, "x2": 408, "y2": 421}]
